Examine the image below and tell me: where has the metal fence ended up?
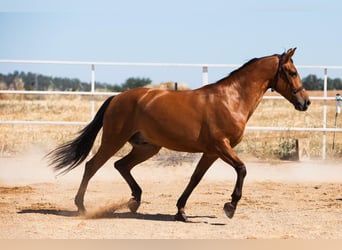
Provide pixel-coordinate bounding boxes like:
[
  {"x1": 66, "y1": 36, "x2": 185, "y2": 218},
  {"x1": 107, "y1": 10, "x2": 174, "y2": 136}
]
[{"x1": 1, "y1": 59, "x2": 342, "y2": 159}]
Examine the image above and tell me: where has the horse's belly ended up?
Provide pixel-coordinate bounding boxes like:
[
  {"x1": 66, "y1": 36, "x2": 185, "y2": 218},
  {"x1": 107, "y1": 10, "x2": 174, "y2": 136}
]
[{"x1": 136, "y1": 129, "x2": 203, "y2": 153}]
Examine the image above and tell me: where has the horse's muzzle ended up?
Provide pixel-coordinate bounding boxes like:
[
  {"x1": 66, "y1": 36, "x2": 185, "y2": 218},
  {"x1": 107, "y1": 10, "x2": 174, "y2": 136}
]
[{"x1": 295, "y1": 98, "x2": 311, "y2": 111}]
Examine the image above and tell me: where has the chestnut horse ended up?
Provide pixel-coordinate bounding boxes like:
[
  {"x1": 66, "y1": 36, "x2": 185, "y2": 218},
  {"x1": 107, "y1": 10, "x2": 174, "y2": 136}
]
[{"x1": 47, "y1": 48, "x2": 310, "y2": 221}]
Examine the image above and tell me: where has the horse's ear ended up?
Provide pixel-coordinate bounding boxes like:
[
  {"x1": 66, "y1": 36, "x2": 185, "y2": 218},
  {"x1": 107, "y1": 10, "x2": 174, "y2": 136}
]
[
  {"x1": 281, "y1": 48, "x2": 296, "y2": 63},
  {"x1": 287, "y1": 47, "x2": 296, "y2": 57}
]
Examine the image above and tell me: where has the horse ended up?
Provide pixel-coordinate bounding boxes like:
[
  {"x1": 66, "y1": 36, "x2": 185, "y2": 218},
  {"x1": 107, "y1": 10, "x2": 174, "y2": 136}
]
[{"x1": 47, "y1": 48, "x2": 310, "y2": 222}]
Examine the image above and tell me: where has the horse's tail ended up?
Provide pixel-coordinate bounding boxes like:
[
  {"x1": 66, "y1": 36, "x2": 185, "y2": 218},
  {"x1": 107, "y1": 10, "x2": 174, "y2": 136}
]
[{"x1": 46, "y1": 95, "x2": 115, "y2": 175}]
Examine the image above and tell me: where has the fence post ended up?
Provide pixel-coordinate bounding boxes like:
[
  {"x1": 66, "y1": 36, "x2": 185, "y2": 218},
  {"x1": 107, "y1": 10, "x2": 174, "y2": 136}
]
[
  {"x1": 91, "y1": 64, "x2": 95, "y2": 119},
  {"x1": 322, "y1": 68, "x2": 328, "y2": 160},
  {"x1": 202, "y1": 66, "x2": 208, "y2": 85},
  {"x1": 332, "y1": 93, "x2": 341, "y2": 150}
]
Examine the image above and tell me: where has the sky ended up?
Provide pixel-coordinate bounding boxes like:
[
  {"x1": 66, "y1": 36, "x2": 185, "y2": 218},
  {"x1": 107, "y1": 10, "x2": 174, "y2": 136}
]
[{"x1": 1, "y1": 0, "x2": 342, "y2": 89}]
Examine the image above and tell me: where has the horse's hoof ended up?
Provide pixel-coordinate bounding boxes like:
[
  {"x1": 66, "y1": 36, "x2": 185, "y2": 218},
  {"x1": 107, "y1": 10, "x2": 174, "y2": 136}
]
[
  {"x1": 174, "y1": 211, "x2": 188, "y2": 222},
  {"x1": 77, "y1": 207, "x2": 86, "y2": 216},
  {"x1": 128, "y1": 198, "x2": 140, "y2": 213},
  {"x1": 223, "y1": 202, "x2": 236, "y2": 219}
]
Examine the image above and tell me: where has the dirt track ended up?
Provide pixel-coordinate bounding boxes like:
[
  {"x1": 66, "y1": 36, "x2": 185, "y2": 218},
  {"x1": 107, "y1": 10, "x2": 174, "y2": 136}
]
[{"x1": 0, "y1": 153, "x2": 341, "y2": 239}]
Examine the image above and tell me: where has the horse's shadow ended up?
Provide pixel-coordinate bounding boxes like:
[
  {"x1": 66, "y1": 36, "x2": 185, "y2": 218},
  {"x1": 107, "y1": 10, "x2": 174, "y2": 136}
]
[
  {"x1": 18, "y1": 208, "x2": 223, "y2": 224},
  {"x1": 17, "y1": 209, "x2": 220, "y2": 223},
  {"x1": 18, "y1": 209, "x2": 79, "y2": 217},
  {"x1": 98, "y1": 212, "x2": 218, "y2": 223}
]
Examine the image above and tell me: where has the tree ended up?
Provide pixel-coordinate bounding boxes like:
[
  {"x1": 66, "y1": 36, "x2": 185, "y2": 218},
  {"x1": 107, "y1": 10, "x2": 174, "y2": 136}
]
[
  {"x1": 0, "y1": 72, "x2": 155, "y2": 91},
  {"x1": 302, "y1": 74, "x2": 324, "y2": 90},
  {"x1": 330, "y1": 78, "x2": 342, "y2": 90},
  {"x1": 121, "y1": 77, "x2": 152, "y2": 90}
]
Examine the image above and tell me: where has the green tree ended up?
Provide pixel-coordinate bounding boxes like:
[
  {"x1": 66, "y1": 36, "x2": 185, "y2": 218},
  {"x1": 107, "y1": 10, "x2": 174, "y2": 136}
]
[
  {"x1": 302, "y1": 74, "x2": 324, "y2": 90},
  {"x1": 330, "y1": 78, "x2": 342, "y2": 90},
  {"x1": 121, "y1": 77, "x2": 152, "y2": 90}
]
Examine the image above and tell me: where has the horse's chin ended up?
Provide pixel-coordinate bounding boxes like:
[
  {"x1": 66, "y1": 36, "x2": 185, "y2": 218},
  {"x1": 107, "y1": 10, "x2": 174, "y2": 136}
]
[
  {"x1": 293, "y1": 98, "x2": 310, "y2": 111},
  {"x1": 294, "y1": 103, "x2": 308, "y2": 111}
]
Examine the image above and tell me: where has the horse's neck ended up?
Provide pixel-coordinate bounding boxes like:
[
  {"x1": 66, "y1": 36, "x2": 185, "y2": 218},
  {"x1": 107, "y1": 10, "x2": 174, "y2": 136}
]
[{"x1": 220, "y1": 61, "x2": 276, "y2": 122}]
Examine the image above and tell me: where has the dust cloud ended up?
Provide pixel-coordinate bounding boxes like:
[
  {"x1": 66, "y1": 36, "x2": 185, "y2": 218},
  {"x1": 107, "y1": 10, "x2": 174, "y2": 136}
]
[
  {"x1": 84, "y1": 199, "x2": 129, "y2": 219},
  {"x1": 0, "y1": 146, "x2": 122, "y2": 186},
  {"x1": 0, "y1": 146, "x2": 341, "y2": 186},
  {"x1": 0, "y1": 146, "x2": 56, "y2": 185},
  {"x1": 206, "y1": 159, "x2": 342, "y2": 183}
]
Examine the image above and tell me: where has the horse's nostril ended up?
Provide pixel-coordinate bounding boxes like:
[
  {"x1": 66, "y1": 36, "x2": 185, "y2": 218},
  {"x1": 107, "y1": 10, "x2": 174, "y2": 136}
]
[{"x1": 307, "y1": 100, "x2": 311, "y2": 106}]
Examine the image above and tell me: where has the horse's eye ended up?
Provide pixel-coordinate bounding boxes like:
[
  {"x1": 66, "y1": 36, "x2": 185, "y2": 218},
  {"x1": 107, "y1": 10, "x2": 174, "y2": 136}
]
[{"x1": 289, "y1": 71, "x2": 297, "y2": 78}]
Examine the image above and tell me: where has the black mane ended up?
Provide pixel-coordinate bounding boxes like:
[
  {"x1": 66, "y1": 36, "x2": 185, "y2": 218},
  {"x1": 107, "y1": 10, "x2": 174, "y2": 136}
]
[
  {"x1": 215, "y1": 54, "x2": 279, "y2": 84},
  {"x1": 215, "y1": 58, "x2": 258, "y2": 84}
]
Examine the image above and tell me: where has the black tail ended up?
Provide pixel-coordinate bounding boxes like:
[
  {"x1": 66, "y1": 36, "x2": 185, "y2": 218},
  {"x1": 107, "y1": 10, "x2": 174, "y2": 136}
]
[{"x1": 46, "y1": 96, "x2": 115, "y2": 174}]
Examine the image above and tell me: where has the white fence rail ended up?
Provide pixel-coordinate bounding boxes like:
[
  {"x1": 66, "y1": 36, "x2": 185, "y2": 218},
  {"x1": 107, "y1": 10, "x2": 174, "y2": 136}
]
[{"x1": 1, "y1": 59, "x2": 342, "y2": 159}]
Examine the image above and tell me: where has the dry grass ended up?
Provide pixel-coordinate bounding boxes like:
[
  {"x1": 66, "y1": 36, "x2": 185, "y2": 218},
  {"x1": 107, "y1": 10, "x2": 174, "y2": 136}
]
[
  {"x1": 0, "y1": 91, "x2": 341, "y2": 159},
  {"x1": 240, "y1": 90, "x2": 342, "y2": 159}
]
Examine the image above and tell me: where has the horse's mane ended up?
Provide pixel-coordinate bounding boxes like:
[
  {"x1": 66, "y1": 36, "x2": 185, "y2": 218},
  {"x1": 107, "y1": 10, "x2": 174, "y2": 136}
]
[
  {"x1": 215, "y1": 54, "x2": 279, "y2": 84},
  {"x1": 215, "y1": 58, "x2": 257, "y2": 84}
]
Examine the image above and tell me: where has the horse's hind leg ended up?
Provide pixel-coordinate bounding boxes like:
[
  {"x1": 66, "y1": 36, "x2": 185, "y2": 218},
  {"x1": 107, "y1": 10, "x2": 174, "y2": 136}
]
[
  {"x1": 175, "y1": 153, "x2": 218, "y2": 221},
  {"x1": 75, "y1": 141, "x2": 124, "y2": 214},
  {"x1": 114, "y1": 143, "x2": 161, "y2": 213}
]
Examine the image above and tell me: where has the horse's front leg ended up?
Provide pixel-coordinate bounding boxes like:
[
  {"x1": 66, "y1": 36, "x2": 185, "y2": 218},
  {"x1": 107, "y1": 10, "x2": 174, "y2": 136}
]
[
  {"x1": 217, "y1": 138, "x2": 247, "y2": 218},
  {"x1": 223, "y1": 164, "x2": 247, "y2": 218}
]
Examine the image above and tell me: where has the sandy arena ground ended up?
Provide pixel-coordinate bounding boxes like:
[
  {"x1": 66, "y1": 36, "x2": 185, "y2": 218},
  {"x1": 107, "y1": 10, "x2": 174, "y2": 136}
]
[{"x1": 0, "y1": 151, "x2": 341, "y2": 239}]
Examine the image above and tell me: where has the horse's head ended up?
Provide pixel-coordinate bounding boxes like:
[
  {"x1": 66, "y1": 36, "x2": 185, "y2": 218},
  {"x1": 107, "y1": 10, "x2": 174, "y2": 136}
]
[{"x1": 271, "y1": 48, "x2": 311, "y2": 111}]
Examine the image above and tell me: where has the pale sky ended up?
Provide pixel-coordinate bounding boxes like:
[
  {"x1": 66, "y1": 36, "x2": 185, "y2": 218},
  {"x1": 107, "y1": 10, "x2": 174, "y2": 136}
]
[{"x1": 1, "y1": 0, "x2": 342, "y2": 88}]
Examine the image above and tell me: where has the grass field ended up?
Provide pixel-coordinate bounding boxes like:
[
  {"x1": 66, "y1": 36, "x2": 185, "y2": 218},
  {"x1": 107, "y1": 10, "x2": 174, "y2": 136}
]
[{"x1": 0, "y1": 90, "x2": 341, "y2": 159}]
